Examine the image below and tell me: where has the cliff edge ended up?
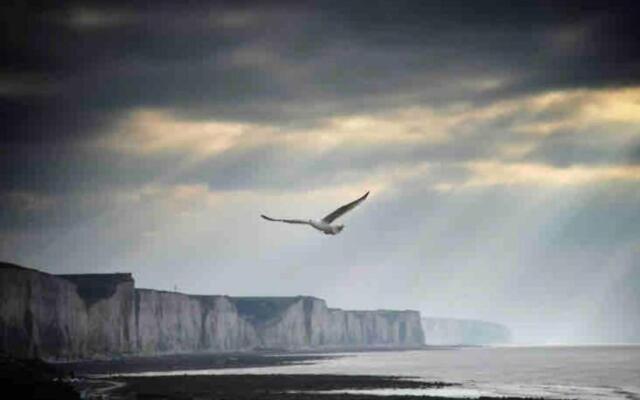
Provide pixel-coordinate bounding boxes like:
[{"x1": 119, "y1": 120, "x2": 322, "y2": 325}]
[{"x1": 0, "y1": 263, "x2": 424, "y2": 360}]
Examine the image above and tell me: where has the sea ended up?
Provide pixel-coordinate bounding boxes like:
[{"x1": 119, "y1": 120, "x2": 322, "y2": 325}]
[{"x1": 112, "y1": 345, "x2": 640, "y2": 399}]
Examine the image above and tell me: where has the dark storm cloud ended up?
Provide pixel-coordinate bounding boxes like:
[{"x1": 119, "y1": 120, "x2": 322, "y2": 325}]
[
  {"x1": 0, "y1": 140, "x2": 177, "y2": 194},
  {"x1": 2, "y1": 0, "x2": 640, "y2": 232},
  {"x1": 3, "y1": 0, "x2": 640, "y2": 141}
]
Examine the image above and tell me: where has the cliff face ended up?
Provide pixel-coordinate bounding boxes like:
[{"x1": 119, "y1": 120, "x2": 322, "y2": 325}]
[
  {"x1": 231, "y1": 297, "x2": 424, "y2": 349},
  {"x1": 0, "y1": 263, "x2": 424, "y2": 360},
  {"x1": 134, "y1": 291, "x2": 257, "y2": 354},
  {"x1": 58, "y1": 273, "x2": 135, "y2": 357},
  {"x1": 421, "y1": 317, "x2": 511, "y2": 345},
  {"x1": 135, "y1": 289, "x2": 203, "y2": 355},
  {"x1": 0, "y1": 264, "x2": 87, "y2": 359},
  {"x1": 0, "y1": 264, "x2": 135, "y2": 359}
]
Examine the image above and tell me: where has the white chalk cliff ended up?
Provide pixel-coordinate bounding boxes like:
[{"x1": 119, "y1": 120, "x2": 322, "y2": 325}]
[{"x1": 0, "y1": 263, "x2": 424, "y2": 360}]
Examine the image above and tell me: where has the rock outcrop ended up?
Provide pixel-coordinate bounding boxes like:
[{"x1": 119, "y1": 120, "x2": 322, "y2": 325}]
[
  {"x1": 0, "y1": 263, "x2": 424, "y2": 360},
  {"x1": 422, "y1": 317, "x2": 511, "y2": 345}
]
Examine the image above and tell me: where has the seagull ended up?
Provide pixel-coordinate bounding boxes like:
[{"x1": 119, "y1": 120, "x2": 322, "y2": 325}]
[{"x1": 261, "y1": 191, "x2": 370, "y2": 235}]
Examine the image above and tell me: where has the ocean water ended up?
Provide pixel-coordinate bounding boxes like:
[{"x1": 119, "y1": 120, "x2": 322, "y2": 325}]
[{"x1": 113, "y1": 346, "x2": 640, "y2": 399}]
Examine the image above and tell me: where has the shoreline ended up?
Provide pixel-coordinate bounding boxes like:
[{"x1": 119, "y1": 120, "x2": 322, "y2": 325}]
[
  {"x1": 56, "y1": 346, "x2": 468, "y2": 376},
  {"x1": 3, "y1": 350, "x2": 579, "y2": 400},
  {"x1": 59, "y1": 350, "x2": 559, "y2": 400},
  {"x1": 108, "y1": 374, "x2": 555, "y2": 400},
  {"x1": 58, "y1": 351, "x2": 341, "y2": 376}
]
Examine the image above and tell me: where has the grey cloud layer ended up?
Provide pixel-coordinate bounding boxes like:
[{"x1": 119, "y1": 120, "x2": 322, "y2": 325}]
[
  {"x1": 3, "y1": 1, "x2": 640, "y2": 139},
  {"x1": 3, "y1": 1, "x2": 639, "y2": 187}
]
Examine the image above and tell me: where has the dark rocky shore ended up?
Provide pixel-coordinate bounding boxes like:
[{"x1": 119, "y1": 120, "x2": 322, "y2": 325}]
[
  {"x1": 112, "y1": 374, "x2": 456, "y2": 400},
  {"x1": 57, "y1": 352, "x2": 335, "y2": 376},
  {"x1": 0, "y1": 354, "x2": 79, "y2": 399},
  {"x1": 109, "y1": 374, "x2": 559, "y2": 400},
  {"x1": 2, "y1": 352, "x2": 561, "y2": 400}
]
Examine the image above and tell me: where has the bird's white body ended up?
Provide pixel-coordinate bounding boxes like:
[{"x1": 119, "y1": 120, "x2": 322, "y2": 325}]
[
  {"x1": 309, "y1": 220, "x2": 344, "y2": 235},
  {"x1": 261, "y1": 191, "x2": 369, "y2": 236}
]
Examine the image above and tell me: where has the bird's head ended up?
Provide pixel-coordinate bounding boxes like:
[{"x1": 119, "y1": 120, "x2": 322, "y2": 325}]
[{"x1": 334, "y1": 225, "x2": 345, "y2": 234}]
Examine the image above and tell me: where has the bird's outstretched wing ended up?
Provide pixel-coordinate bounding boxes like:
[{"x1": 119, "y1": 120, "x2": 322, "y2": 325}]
[
  {"x1": 321, "y1": 191, "x2": 369, "y2": 224},
  {"x1": 261, "y1": 215, "x2": 310, "y2": 224}
]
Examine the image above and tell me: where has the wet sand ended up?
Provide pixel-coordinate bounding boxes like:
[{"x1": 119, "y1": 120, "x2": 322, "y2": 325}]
[
  {"x1": 111, "y1": 374, "x2": 455, "y2": 400},
  {"x1": 109, "y1": 374, "x2": 553, "y2": 400},
  {"x1": 58, "y1": 352, "x2": 334, "y2": 376},
  {"x1": 4, "y1": 352, "x2": 562, "y2": 399},
  {"x1": 66, "y1": 352, "x2": 558, "y2": 400}
]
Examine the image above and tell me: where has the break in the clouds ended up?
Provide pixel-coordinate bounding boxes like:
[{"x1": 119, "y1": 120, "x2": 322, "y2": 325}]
[{"x1": 2, "y1": 1, "x2": 639, "y2": 344}]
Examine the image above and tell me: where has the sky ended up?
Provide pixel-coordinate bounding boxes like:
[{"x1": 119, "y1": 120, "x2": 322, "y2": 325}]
[{"x1": 2, "y1": 0, "x2": 639, "y2": 344}]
